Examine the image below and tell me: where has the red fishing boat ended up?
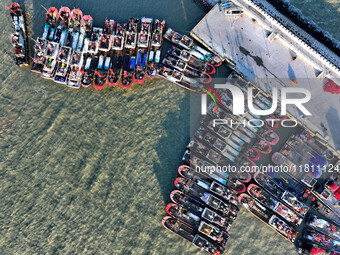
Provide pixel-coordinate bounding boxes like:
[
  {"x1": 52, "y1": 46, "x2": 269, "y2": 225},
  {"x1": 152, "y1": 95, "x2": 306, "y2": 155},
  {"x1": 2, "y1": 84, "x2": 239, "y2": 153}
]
[{"x1": 42, "y1": 7, "x2": 58, "y2": 40}]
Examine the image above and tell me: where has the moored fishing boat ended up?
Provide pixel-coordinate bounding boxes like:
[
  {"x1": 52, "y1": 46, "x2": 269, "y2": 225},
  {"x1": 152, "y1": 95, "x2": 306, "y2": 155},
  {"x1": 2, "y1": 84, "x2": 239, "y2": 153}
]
[
  {"x1": 254, "y1": 172, "x2": 309, "y2": 216},
  {"x1": 98, "y1": 18, "x2": 114, "y2": 52},
  {"x1": 164, "y1": 28, "x2": 222, "y2": 66},
  {"x1": 93, "y1": 55, "x2": 110, "y2": 90},
  {"x1": 296, "y1": 240, "x2": 327, "y2": 255},
  {"x1": 146, "y1": 19, "x2": 165, "y2": 78},
  {"x1": 178, "y1": 165, "x2": 244, "y2": 197},
  {"x1": 8, "y1": 3, "x2": 29, "y2": 66},
  {"x1": 157, "y1": 65, "x2": 205, "y2": 92},
  {"x1": 120, "y1": 18, "x2": 139, "y2": 89},
  {"x1": 87, "y1": 27, "x2": 103, "y2": 54},
  {"x1": 307, "y1": 214, "x2": 340, "y2": 242},
  {"x1": 162, "y1": 54, "x2": 212, "y2": 84},
  {"x1": 93, "y1": 19, "x2": 114, "y2": 90},
  {"x1": 303, "y1": 228, "x2": 340, "y2": 252},
  {"x1": 81, "y1": 55, "x2": 98, "y2": 88},
  {"x1": 133, "y1": 17, "x2": 153, "y2": 83},
  {"x1": 66, "y1": 50, "x2": 83, "y2": 88},
  {"x1": 261, "y1": 129, "x2": 279, "y2": 145},
  {"x1": 108, "y1": 22, "x2": 127, "y2": 86},
  {"x1": 31, "y1": 37, "x2": 47, "y2": 73},
  {"x1": 170, "y1": 190, "x2": 234, "y2": 230},
  {"x1": 239, "y1": 194, "x2": 298, "y2": 242},
  {"x1": 77, "y1": 15, "x2": 93, "y2": 52},
  {"x1": 167, "y1": 44, "x2": 215, "y2": 75},
  {"x1": 272, "y1": 151, "x2": 317, "y2": 188},
  {"x1": 162, "y1": 216, "x2": 225, "y2": 255},
  {"x1": 41, "y1": 41, "x2": 59, "y2": 79},
  {"x1": 54, "y1": 7, "x2": 71, "y2": 45},
  {"x1": 174, "y1": 177, "x2": 238, "y2": 219},
  {"x1": 166, "y1": 203, "x2": 230, "y2": 246},
  {"x1": 54, "y1": 46, "x2": 72, "y2": 84},
  {"x1": 248, "y1": 184, "x2": 303, "y2": 226},
  {"x1": 246, "y1": 148, "x2": 260, "y2": 161},
  {"x1": 42, "y1": 7, "x2": 58, "y2": 40},
  {"x1": 254, "y1": 139, "x2": 272, "y2": 154},
  {"x1": 68, "y1": 8, "x2": 83, "y2": 50}
]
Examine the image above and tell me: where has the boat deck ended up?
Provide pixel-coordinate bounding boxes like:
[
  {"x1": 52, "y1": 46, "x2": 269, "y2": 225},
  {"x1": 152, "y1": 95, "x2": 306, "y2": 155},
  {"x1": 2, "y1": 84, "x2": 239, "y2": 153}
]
[{"x1": 191, "y1": 1, "x2": 340, "y2": 152}]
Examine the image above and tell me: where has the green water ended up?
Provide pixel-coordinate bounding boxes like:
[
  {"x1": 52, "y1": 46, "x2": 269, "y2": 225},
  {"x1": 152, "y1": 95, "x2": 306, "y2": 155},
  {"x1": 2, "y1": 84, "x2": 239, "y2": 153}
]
[{"x1": 0, "y1": 0, "x2": 338, "y2": 254}]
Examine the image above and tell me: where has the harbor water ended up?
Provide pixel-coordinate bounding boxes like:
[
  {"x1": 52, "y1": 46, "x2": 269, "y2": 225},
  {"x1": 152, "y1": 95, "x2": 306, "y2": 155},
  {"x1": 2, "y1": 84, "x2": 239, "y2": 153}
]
[{"x1": 0, "y1": 0, "x2": 339, "y2": 254}]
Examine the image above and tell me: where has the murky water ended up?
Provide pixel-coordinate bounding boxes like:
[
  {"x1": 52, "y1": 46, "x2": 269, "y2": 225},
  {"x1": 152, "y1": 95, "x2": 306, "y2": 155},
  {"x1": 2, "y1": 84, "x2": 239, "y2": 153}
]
[{"x1": 0, "y1": 0, "x2": 338, "y2": 254}]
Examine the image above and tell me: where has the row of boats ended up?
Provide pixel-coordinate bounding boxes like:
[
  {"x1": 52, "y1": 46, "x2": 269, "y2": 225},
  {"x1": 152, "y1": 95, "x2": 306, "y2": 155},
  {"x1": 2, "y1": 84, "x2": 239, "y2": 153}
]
[
  {"x1": 176, "y1": 70, "x2": 340, "y2": 254},
  {"x1": 182, "y1": 74, "x2": 283, "y2": 174},
  {"x1": 8, "y1": 4, "x2": 223, "y2": 92},
  {"x1": 158, "y1": 28, "x2": 222, "y2": 92},
  {"x1": 29, "y1": 6, "x2": 166, "y2": 89},
  {"x1": 163, "y1": 165, "x2": 248, "y2": 255}
]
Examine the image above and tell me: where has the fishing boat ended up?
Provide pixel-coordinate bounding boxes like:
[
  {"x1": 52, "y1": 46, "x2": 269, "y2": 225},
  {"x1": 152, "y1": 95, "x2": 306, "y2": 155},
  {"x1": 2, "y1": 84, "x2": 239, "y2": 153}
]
[
  {"x1": 235, "y1": 171, "x2": 251, "y2": 183},
  {"x1": 170, "y1": 190, "x2": 234, "y2": 231},
  {"x1": 54, "y1": 46, "x2": 72, "y2": 84},
  {"x1": 194, "y1": 126, "x2": 242, "y2": 161},
  {"x1": 248, "y1": 184, "x2": 303, "y2": 227},
  {"x1": 53, "y1": 7, "x2": 71, "y2": 45},
  {"x1": 81, "y1": 55, "x2": 98, "y2": 88},
  {"x1": 239, "y1": 194, "x2": 298, "y2": 242},
  {"x1": 174, "y1": 177, "x2": 239, "y2": 219},
  {"x1": 41, "y1": 41, "x2": 59, "y2": 79},
  {"x1": 93, "y1": 19, "x2": 114, "y2": 90},
  {"x1": 93, "y1": 55, "x2": 111, "y2": 90},
  {"x1": 157, "y1": 65, "x2": 205, "y2": 92},
  {"x1": 108, "y1": 22, "x2": 127, "y2": 86},
  {"x1": 286, "y1": 133, "x2": 328, "y2": 178},
  {"x1": 296, "y1": 240, "x2": 327, "y2": 255},
  {"x1": 68, "y1": 8, "x2": 83, "y2": 50},
  {"x1": 162, "y1": 216, "x2": 225, "y2": 255},
  {"x1": 311, "y1": 199, "x2": 340, "y2": 225},
  {"x1": 87, "y1": 27, "x2": 103, "y2": 54},
  {"x1": 31, "y1": 37, "x2": 47, "y2": 73},
  {"x1": 167, "y1": 44, "x2": 216, "y2": 75},
  {"x1": 77, "y1": 15, "x2": 93, "y2": 52},
  {"x1": 186, "y1": 138, "x2": 228, "y2": 166},
  {"x1": 162, "y1": 54, "x2": 212, "y2": 84},
  {"x1": 42, "y1": 7, "x2": 58, "y2": 40},
  {"x1": 98, "y1": 18, "x2": 114, "y2": 52},
  {"x1": 8, "y1": 3, "x2": 29, "y2": 66},
  {"x1": 254, "y1": 172, "x2": 309, "y2": 216},
  {"x1": 261, "y1": 129, "x2": 279, "y2": 145},
  {"x1": 304, "y1": 228, "x2": 340, "y2": 252},
  {"x1": 66, "y1": 50, "x2": 83, "y2": 88},
  {"x1": 146, "y1": 19, "x2": 165, "y2": 78},
  {"x1": 164, "y1": 28, "x2": 222, "y2": 66},
  {"x1": 246, "y1": 148, "x2": 260, "y2": 161},
  {"x1": 120, "y1": 18, "x2": 139, "y2": 89},
  {"x1": 133, "y1": 17, "x2": 153, "y2": 83},
  {"x1": 307, "y1": 214, "x2": 340, "y2": 241},
  {"x1": 254, "y1": 139, "x2": 272, "y2": 154},
  {"x1": 272, "y1": 151, "x2": 317, "y2": 188},
  {"x1": 178, "y1": 165, "x2": 244, "y2": 197},
  {"x1": 166, "y1": 203, "x2": 230, "y2": 246}
]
